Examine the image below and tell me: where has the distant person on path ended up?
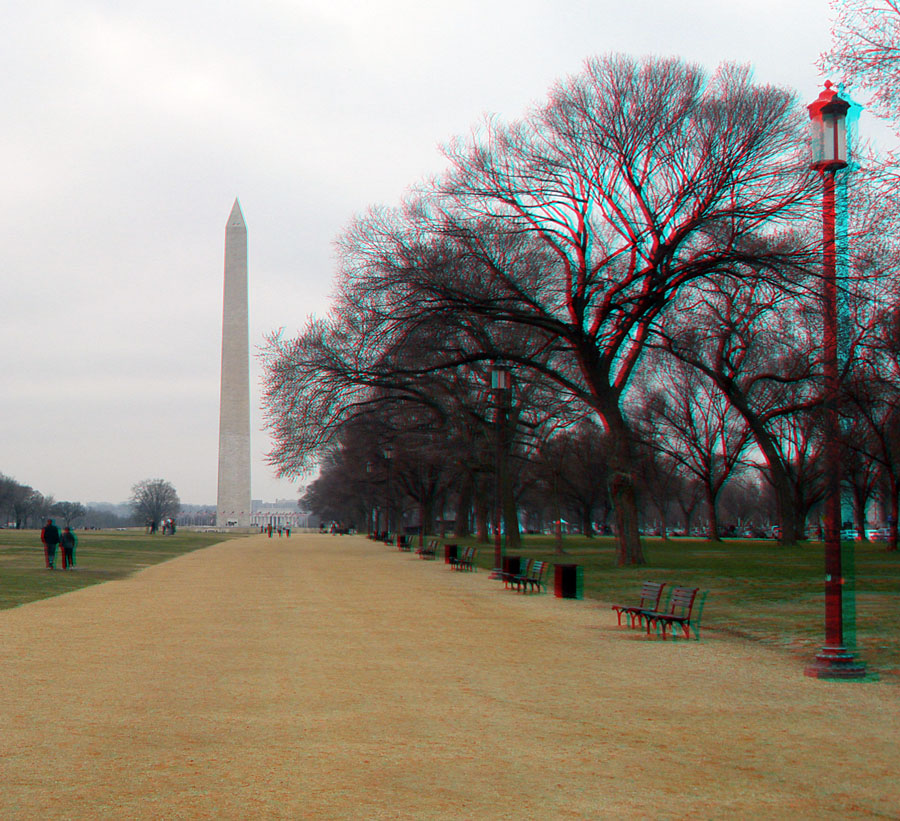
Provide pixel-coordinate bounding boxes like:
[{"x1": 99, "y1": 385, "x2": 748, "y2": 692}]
[
  {"x1": 41, "y1": 519, "x2": 61, "y2": 570},
  {"x1": 61, "y1": 527, "x2": 78, "y2": 569}
]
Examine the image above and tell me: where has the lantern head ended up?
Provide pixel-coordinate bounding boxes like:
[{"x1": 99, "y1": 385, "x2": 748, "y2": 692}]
[{"x1": 808, "y1": 81, "x2": 850, "y2": 171}]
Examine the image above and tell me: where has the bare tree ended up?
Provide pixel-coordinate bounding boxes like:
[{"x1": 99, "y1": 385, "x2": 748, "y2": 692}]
[
  {"x1": 654, "y1": 274, "x2": 826, "y2": 543},
  {"x1": 322, "y1": 56, "x2": 813, "y2": 566},
  {"x1": 51, "y1": 501, "x2": 86, "y2": 528},
  {"x1": 0, "y1": 474, "x2": 29, "y2": 527},
  {"x1": 820, "y1": 0, "x2": 900, "y2": 131},
  {"x1": 635, "y1": 447, "x2": 683, "y2": 539},
  {"x1": 533, "y1": 419, "x2": 611, "y2": 549},
  {"x1": 636, "y1": 352, "x2": 752, "y2": 540},
  {"x1": 24, "y1": 491, "x2": 55, "y2": 529},
  {"x1": 130, "y1": 479, "x2": 180, "y2": 533}
]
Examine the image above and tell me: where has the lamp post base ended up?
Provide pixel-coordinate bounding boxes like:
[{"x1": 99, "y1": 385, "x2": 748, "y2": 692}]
[{"x1": 804, "y1": 646, "x2": 867, "y2": 679}]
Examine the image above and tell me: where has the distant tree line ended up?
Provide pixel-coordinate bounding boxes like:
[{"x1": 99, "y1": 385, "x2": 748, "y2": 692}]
[
  {"x1": 0, "y1": 474, "x2": 188, "y2": 531},
  {"x1": 0, "y1": 473, "x2": 123, "y2": 529},
  {"x1": 263, "y1": 53, "x2": 900, "y2": 562}
]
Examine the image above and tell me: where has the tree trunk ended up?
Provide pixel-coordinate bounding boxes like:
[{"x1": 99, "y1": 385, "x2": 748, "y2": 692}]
[
  {"x1": 683, "y1": 509, "x2": 694, "y2": 537},
  {"x1": 705, "y1": 485, "x2": 721, "y2": 541},
  {"x1": 717, "y1": 385, "x2": 799, "y2": 545},
  {"x1": 454, "y1": 475, "x2": 473, "y2": 537},
  {"x1": 419, "y1": 499, "x2": 428, "y2": 546},
  {"x1": 502, "y1": 488, "x2": 521, "y2": 550},
  {"x1": 553, "y1": 472, "x2": 564, "y2": 553},
  {"x1": 852, "y1": 486, "x2": 867, "y2": 542},
  {"x1": 604, "y1": 407, "x2": 645, "y2": 566},
  {"x1": 582, "y1": 506, "x2": 594, "y2": 538},
  {"x1": 888, "y1": 477, "x2": 898, "y2": 553},
  {"x1": 474, "y1": 483, "x2": 489, "y2": 544}
]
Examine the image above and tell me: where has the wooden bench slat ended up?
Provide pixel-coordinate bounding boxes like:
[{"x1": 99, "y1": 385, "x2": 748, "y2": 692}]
[
  {"x1": 512, "y1": 559, "x2": 547, "y2": 593},
  {"x1": 642, "y1": 586, "x2": 701, "y2": 640},
  {"x1": 612, "y1": 583, "x2": 704, "y2": 640},
  {"x1": 611, "y1": 581, "x2": 666, "y2": 628}
]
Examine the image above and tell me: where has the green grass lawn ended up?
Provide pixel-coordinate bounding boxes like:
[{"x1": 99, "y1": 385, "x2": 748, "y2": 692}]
[
  {"x1": 0, "y1": 529, "x2": 248, "y2": 610},
  {"x1": 441, "y1": 533, "x2": 900, "y2": 682}
]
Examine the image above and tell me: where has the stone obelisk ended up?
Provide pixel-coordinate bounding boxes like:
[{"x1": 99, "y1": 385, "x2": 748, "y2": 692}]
[{"x1": 216, "y1": 199, "x2": 251, "y2": 527}]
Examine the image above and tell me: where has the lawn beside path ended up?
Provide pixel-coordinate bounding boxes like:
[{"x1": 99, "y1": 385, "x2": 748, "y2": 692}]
[
  {"x1": 453, "y1": 533, "x2": 900, "y2": 681},
  {"x1": 0, "y1": 533, "x2": 897, "y2": 819}
]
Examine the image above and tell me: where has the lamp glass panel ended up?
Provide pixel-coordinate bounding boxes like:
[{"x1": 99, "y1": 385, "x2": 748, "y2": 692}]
[{"x1": 810, "y1": 117, "x2": 825, "y2": 164}]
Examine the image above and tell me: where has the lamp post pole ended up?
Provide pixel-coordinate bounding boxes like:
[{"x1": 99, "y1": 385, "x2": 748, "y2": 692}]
[
  {"x1": 384, "y1": 444, "x2": 395, "y2": 545},
  {"x1": 805, "y1": 82, "x2": 866, "y2": 680},
  {"x1": 490, "y1": 365, "x2": 511, "y2": 578},
  {"x1": 366, "y1": 460, "x2": 374, "y2": 537}
]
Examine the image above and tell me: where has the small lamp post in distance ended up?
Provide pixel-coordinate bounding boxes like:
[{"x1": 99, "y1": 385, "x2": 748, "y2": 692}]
[
  {"x1": 489, "y1": 363, "x2": 512, "y2": 579},
  {"x1": 804, "y1": 81, "x2": 866, "y2": 680},
  {"x1": 383, "y1": 444, "x2": 395, "y2": 545}
]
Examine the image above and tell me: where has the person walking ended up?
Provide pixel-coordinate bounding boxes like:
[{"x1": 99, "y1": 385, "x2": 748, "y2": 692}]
[
  {"x1": 61, "y1": 527, "x2": 78, "y2": 569},
  {"x1": 41, "y1": 519, "x2": 61, "y2": 570}
]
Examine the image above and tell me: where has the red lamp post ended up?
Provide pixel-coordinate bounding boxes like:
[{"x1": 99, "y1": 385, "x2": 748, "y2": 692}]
[
  {"x1": 804, "y1": 82, "x2": 866, "y2": 680},
  {"x1": 490, "y1": 364, "x2": 511, "y2": 578}
]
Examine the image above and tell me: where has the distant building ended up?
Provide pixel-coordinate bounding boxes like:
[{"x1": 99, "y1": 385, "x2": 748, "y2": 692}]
[{"x1": 251, "y1": 499, "x2": 312, "y2": 530}]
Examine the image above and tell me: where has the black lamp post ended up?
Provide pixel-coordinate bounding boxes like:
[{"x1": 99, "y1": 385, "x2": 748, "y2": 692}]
[
  {"x1": 366, "y1": 460, "x2": 374, "y2": 536},
  {"x1": 383, "y1": 444, "x2": 395, "y2": 544},
  {"x1": 804, "y1": 82, "x2": 866, "y2": 680},
  {"x1": 490, "y1": 364, "x2": 511, "y2": 578}
]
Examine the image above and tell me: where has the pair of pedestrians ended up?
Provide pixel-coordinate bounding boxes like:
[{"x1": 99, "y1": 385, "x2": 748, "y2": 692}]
[{"x1": 40, "y1": 519, "x2": 77, "y2": 570}]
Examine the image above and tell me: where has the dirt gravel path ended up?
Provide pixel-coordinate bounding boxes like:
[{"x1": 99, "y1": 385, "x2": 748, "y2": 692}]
[{"x1": 0, "y1": 533, "x2": 897, "y2": 819}]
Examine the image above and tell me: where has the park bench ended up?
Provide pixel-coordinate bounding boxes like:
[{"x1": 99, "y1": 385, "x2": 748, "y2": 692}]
[
  {"x1": 512, "y1": 559, "x2": 547, "y2": 593},
  {"x1": 642, "y1": 586, "x2": 702, "y2": 640},
  {"x1": 449, "y1": 546, "x2": 477, "y2": 571},
  {"x1": 502, "y1": 558, "x2": 533, "y2": 589},
  {"x1": 397, "y1": 535, "x2": 411, "y2": 551},
  {"x1": 611, "y1": 581, "x2": 667, "y2": 629},
  {"x1": 416, "y1": 539, "x2": 439, "y2": 559}
]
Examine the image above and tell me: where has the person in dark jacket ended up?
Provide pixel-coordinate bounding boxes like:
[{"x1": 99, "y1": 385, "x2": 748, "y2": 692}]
[
  {"x1": 41, "y1": 519, "x2": 61, "y2": 569},
  {"x1": 61, "y1": 527, "x2": 78, "y2": 569}
]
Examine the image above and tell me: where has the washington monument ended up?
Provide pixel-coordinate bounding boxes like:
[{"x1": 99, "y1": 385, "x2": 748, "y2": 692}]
[{"x1": 216, "y1": 199, "x2": 251, "y2": 527}]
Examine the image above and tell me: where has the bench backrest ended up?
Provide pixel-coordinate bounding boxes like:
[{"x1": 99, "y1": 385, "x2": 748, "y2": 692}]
[
  {"x1": 530, "y1": 560, "x2": 546, "y2": 580},
  {"x1": 463, "y1": 546, "x2": 474, "y2": 561},
  {"x1": 666, "y1": 587, "x2": 699, "y2": 616},
  {"x1": 518, "y1": 558, "x2": 534, "y2": 577},
  {"x1": 640, "y1": 581, "x2": 666, "y2": 610}
]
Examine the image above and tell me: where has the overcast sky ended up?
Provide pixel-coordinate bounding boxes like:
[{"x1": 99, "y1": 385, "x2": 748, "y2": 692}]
[{"x1": 1, "y1": 0, "x2": 891, "y2": 506}]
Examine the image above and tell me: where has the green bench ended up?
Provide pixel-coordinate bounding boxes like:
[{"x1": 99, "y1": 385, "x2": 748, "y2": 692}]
[
  {"x1": 449, "y1": 546, "x2": 477, "y2": 571},
  {"x1": 510, "y1": 559, "x2": 547, "y2": 593}
]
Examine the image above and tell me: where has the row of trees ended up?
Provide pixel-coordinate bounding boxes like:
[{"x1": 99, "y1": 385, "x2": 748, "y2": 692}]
[
  {"x1": 0, "y1": 474, "x2": 181, "y2": 532},
  {"x1": 298, "y1": 411, "x2": 783, "y2": 544},
  {"x1": 263, "y1": 48, "x2": 900, "y2": 563},
  {"x1": 0, "y1": 474, "x2": 84, "y2": 529}
]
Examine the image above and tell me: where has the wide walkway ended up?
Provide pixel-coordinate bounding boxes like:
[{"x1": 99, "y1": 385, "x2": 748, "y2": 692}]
[{"x1": 0, "y1": 534, "x2": 897, "y2": 819}]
